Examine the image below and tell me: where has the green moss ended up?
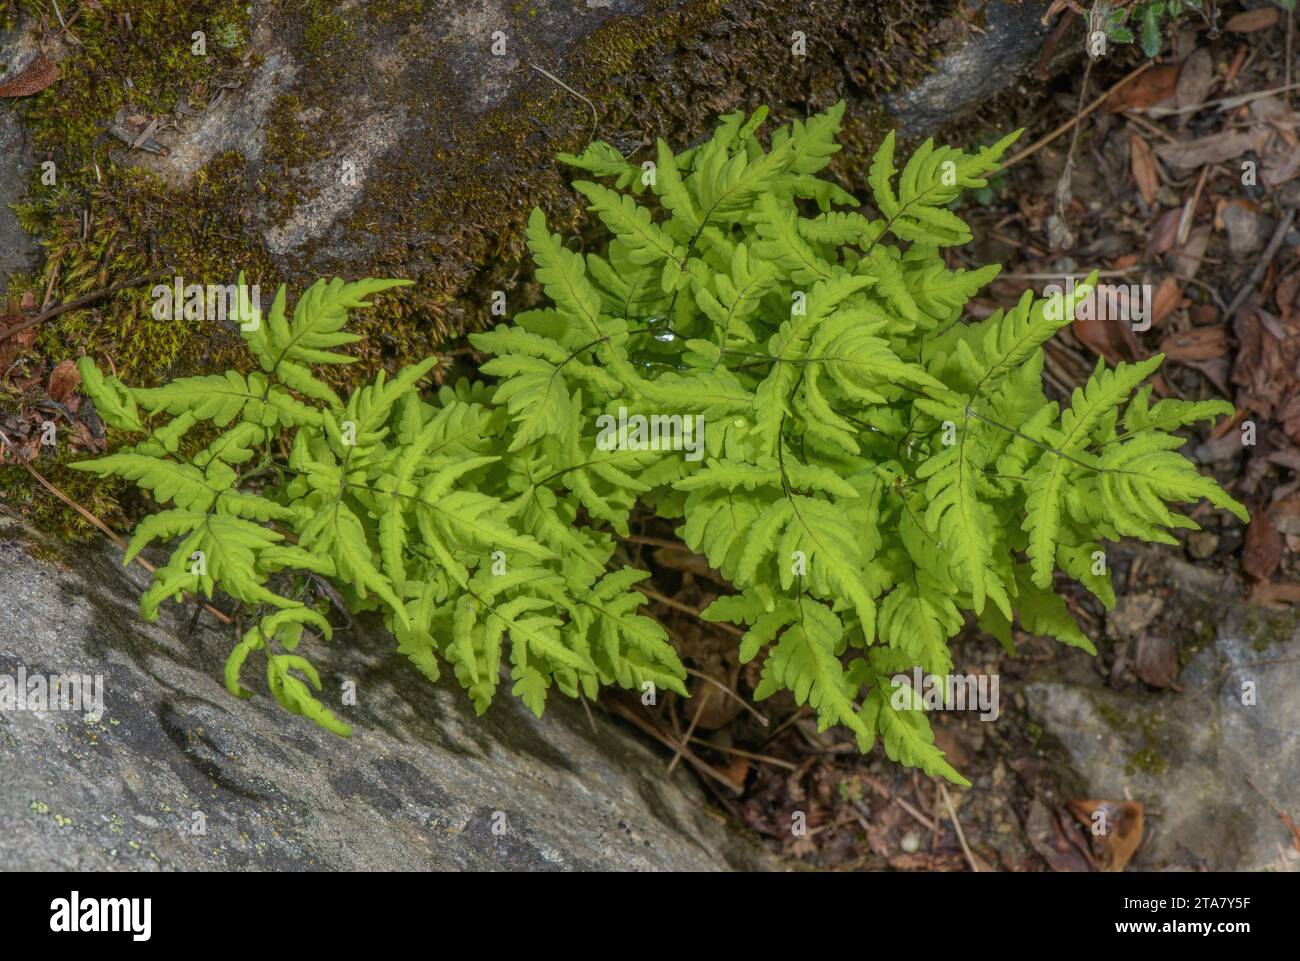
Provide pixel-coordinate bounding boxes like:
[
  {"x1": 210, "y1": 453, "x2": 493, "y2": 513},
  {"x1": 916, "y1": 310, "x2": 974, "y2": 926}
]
[
  {"x1": 261, "y1": 94, "x2": 332, "y2": 222},
  {"x1": 1241, "y1": 605, "x2": 1300, "y2": 653},
  {"x1": 304, "y1": 0, "x2": 354, "y2": 55},
  {"x1": 0, "y1": 455, "x2": 126, "y2": 545},
  {"x1": 1126, "y1": 746, "x2": 1169, "y2": 776},
  {"x1": 1084, "y1": 689, "x2": 1172, "y2": 779}
]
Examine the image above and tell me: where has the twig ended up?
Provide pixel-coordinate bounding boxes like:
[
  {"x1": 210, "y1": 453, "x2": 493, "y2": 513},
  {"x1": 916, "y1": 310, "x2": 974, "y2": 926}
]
[
  {"x1": 667, "y1": 688, "x2": 709, "y2": 774},
  {"x1": 686, "y1": 736, "x2": 797, "y2": 770},
  {"x1": 1224, "y1": 208, "x2": 1297, "y2": 321},
  {"x1": 621, "y1": 533, "x2": 688, "y2": 550},
  {"x1": 635, "y1": 584, "x2": 744, "y2": 636},
  {"x1": 529, "y1": 64, "x2": 598, "y2": 147},
  {"x1": 1002, "y1": 61, "x2": 1153, "y2": 170},
  {"x1": 1288, "y1": 7, "x2": 1295, "y2": 109},
  {"x1": 1142, "y1": 82, "x2": 1300, "y2": 117},
  {"x1": 998, "y1": 269, "x2": 1138, "y2": 280},
  {"x1": 938, "y1": 782, "x2": 980, "y2": 872},
  {"x1": 605, "y1": 699, "x2": 742, "y2": 793},
  {"x1": 1177, "y1": 165, "x2": 1210, "y2": 248},
  {"x1": 1245, "y1": 774, "x2": 1300, "y2": 853},
  {"x1": 577, "y1": 690, "x2": 598, "y2": 735},
  {"x1": 760, "y1": 705, "x2": 809, "y2": 747},
  {"x1": 685, "y1": 666, "x2": 768, "y2": 725},
  {"x1": 0, "y1": 267, "x2": 172, "y2": 344}
]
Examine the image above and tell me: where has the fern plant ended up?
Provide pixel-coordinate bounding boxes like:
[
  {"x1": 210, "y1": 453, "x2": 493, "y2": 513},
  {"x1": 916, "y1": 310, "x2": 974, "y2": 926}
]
[{"x1": 74, "y1": 102, "x2": 1246, "y2": 785}]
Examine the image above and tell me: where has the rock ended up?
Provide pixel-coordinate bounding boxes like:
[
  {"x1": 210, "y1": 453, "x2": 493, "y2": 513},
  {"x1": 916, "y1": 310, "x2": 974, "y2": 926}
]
[
  {"x1": 1106, "y1": 593, "x2": 1164, "y2": 640},
  {"x1": 884, "y1": 0, "x2": 1060, "y2": 136},
  {"x1": 1, "y1": 0, "x2": 1070, "y2": 360},
  {"x1": 1221, "y1": 201, "x2": 1273, "y2": 258},
  {"x1": 0, "y1": 24, "x2": 44, "y2": 287},
  {"x1": 1025, "y1": 558, "x2": 1300, "y2": 871},
  {"x1": 0, "y1": 517, "x2": 776, "y2": 871}
]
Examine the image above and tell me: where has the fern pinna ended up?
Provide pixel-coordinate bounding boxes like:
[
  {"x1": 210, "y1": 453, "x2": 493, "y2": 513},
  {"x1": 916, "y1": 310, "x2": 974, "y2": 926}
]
[{"x1": 75, "y1": 102, "x2": 1245, "y2": 784}]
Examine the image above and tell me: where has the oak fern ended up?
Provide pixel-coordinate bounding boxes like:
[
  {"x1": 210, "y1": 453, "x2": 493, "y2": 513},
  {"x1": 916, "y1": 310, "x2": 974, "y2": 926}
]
[{"x1": 76, "y1": 102, "x2": 1245, "y2": 785}]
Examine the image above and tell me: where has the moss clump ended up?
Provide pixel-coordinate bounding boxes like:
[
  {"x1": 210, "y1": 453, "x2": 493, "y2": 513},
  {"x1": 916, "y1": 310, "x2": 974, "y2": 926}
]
[
  {"x1": 260, "y1": 93, "x2": 332, "y2": 222},
  {"x1": 1241, "y1": 605, "x2": 1300, "y2": 653},
  {"x1": 22, "y1": 151, "x2": 269, "y2": 384},
  {"x1": 304, "y1": 0, "x2": 354, "y2": 56},
  {"x1": 1126, "y1": 745, "x2": 1170, "y2": 777},
  {"x1": 16, "y1": 0, "x2": 251, "y2": 163},
  {"x1": 0, "y1": 455, "x2": 126, "y2": 544}
]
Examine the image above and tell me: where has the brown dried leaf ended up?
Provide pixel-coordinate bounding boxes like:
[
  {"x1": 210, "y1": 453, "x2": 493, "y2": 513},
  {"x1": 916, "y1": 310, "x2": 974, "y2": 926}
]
[
  {"x1": 1130, "y1": 133, "x2": 1158, "y2": 205},
  {"x1": 1026, "y1": 799, "x2": 1093, "y2": 872},
  {"x1": 1065, "y1": 800, "x2": 1144, "y2": 872},
  {"x1": 1159, "y1": 325, "x2": 1226, "y2": 361},
  {"x1": 1243, "y1": 506, "x2": 1283, "y2": 581},
  {"x1": 1156, "y1": 130, "x2": 1254, "y2": 171},
  {"x1": 1225, "y1": 8, "x2": 1280, "y2": 33},
  {"x1": 1174, "y1": 48, "x2": 1215, "y2": 115},
  {"x1": 1170, "y1": 225, "x2": 1211, "y2": 281},
  {"x1": 0, "y1": 54, "x2": 61, "y2": 97},
  {"x1": 1105, "y1": 64, "x2": 1179, "y2": 112},
  {"x1": 1151, "y1": 276, "x2": 1183, "y2": 326},
  {"x1": 1250, "y1": 581, "x2": 1300, "y2": 606},
  {"x1": 1073, "y1": 311, "x2": 1138, "y2": 364},
  {"x1": 47, "y1": 359, "x2": 81, "y2": 404},
  {"x1": 1133, "y1": 634, "x2": 1181, "y2": 689},
  {"x1": 1147, "y1": 207, "x2": 1183, "y2": 256},
  {"x1": 0, "y1": 309, "x2": 35, "y2": 372}
]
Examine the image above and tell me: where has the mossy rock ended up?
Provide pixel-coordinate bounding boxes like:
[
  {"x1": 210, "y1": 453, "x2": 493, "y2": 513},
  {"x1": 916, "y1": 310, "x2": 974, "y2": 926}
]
[
  {"x1": 2, "y1": 0, "x2": 1058, "y2": 385},
  {"x1": 1, "y1": 1, "x2": 1059, "y2": 535}
]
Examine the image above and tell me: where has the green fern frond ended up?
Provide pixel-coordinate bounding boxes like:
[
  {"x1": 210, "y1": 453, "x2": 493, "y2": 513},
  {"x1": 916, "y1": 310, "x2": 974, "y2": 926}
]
[{"x1": 75, "y1": 104, "x2": 1246, "y2": 787}]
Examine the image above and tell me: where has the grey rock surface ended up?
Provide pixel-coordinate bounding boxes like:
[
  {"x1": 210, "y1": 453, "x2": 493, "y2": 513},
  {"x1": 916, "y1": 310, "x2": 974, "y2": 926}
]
[
  {"x1": 1024, "y1": 557, "x2": 1300, "y2": 872},
  {"x1": 0, "y1": 517, "x2": 776, "y2": 871},
  {"x1": 0, "y1": 25, "x2": 44, "y2": 287},
  {"x1": 885, "y1": 0, "x2": 1059, "y2": 136}
]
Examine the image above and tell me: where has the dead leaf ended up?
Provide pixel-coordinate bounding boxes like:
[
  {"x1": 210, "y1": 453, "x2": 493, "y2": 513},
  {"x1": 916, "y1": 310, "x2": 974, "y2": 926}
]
[
  {"x1": 1130, "y1": 133, "x2": 1158, "y2": 205},
  {"x1": 1174, "y1": 48, "x2": 1215, "y2": 117},
  {"x1": 0, "y1": 308, "x2": 35, "y2": 372},
  {"x1": 0, "y1": 54, "x2": 60, "y2": 97},
  {"x1": 1243, "y1": 505, "x2": 1283, "y2": 581},
  {"x1": 47, "y1": 359, "x2": 81, "y2": 404},
  {"x1": 684, "y1": 672, "x2": 743, "y2": 731},
  {"x1": 1225, "y1": 8, "x2": 1280, "y2": 33},
  {"x1": 1133, "y1": 634, "x2": 1181, "y2": 689},
  {"x1": 1074, "y1": 310, "x2": 1139, "y2": 364},
  {"x1": 1065, "y1": 799, "x2": 1145, "y2": 872},
  {"x1": 1026, "y1": 799, "x2": 1093, "y2": 872},
  {"x1": 1156, "y1": 130, "x2": 1255, "y2": 170},
  {"x1": 1159, "y1": 325, "x2": 1227, "y2": 361},
  {"x1": 1249, "y1": 581, "x2": 1300, "y2": 606},
  {"x1": 1170, "y1": 225, "x2": 1211, "y2": 281},
  {"x1": 1147, "y1": 208, "x2": 1183, "y2": 256},
  {"x1": 1105, "y1": 64, "x2": 1179, "y2": 112},
  {"x1": 1151, "y1": 276, "x2": 1183, "y2": 326}
]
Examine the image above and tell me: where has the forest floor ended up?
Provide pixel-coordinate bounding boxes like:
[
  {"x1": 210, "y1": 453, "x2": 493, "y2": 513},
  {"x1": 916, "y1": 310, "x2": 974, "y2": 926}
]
[{"x1": 611, "y1": 2, "x2": 1300, "y2": 871}]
